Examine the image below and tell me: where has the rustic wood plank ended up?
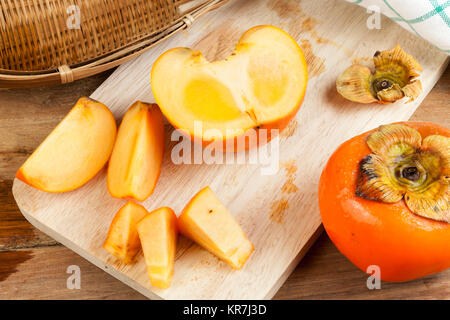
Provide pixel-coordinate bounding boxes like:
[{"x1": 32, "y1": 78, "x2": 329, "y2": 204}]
[
  {"x1": 1, "y1": 233, "x2": 448, "y2": 300},
  {"x1": 0, "y1": 0, "x2": 448, "y2": 299},
  {"x1": 0, "y1": 246, "x2": 146, "y2": 300},
  {"x1": 11, "y1": 0, "x2": 450, "y2": 300},
  {"x1": 0, "y1": 179, "x2": 57, "y2": 250}
]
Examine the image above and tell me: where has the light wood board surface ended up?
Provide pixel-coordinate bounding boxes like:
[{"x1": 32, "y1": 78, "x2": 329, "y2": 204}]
[{"x1": 12, "y1": 0, "x2": 449, "y2": 299}]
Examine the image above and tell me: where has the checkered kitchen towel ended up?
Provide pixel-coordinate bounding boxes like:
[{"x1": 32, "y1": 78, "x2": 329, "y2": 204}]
[{"x1": 348, "y1": 0, "x2": 450, "y2": 54}]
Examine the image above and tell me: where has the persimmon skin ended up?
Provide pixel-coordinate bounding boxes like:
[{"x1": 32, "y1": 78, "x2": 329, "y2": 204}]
[{"x1": 319, "y1": 121, "x2": 450, "y2": 282}]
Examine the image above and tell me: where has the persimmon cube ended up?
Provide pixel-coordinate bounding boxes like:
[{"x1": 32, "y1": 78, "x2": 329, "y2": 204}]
[
  {"x1": 178, "y1": 186, "x2": 254, "y2": 269},
  {"x1": 137, "y1": 207, "x2": 178, "y2": 289},
  {"x1": 103, "y1": 201, "x2": 148, "y2": 264}
]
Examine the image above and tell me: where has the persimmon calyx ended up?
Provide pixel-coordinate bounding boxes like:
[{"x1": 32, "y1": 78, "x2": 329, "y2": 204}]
[
  {"x1": 336, "y1": 45, "x2": 423, "y2": 104},
  {"x1": 356, "y1": 124, "x2": 449, "y2": 223}
]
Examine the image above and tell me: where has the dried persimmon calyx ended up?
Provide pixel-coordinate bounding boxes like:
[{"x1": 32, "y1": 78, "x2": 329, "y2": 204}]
[
  {"x1": 356, "y1": 124, "x2": 450, "y2": 223},
  {"x1": 336, "y1": 45, "x2": 423, "y2": 104}
]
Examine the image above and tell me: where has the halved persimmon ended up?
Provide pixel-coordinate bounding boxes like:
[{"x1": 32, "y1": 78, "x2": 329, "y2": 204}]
[
  {"x1": 107, "y1": 101, "x2": 164, "y2": 201},
  {"x1": 319, "y1": 122, "x2": 450, "y2": 282},
  {"x1": 151, "y1": 25, "x2": 307, "y2": 149}
]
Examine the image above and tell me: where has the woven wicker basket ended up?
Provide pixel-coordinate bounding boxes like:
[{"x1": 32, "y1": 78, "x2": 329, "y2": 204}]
[{"x1": 0, "y1": 0, "x2": 226, "y2": 88}]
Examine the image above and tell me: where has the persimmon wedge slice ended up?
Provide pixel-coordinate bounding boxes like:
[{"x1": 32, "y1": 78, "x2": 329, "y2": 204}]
[
  {"x1": 103, "y1": 201, "x2": 148, "y2": 264},
  {"x1": 107, "y1": 101, "x2": 164, "y2": 201},
  {"x1": 151, "y1": 25, "x2": 307, "y2": 148},
  {"x1": 137, "y1": 207, "x2": 178, "y2": 289},
  {"x1": 178, "y1": 186, "x2": 254, "y2": 269},
  {"x1": 16, "y1": 97, "x2": 116, "y2": 193}
]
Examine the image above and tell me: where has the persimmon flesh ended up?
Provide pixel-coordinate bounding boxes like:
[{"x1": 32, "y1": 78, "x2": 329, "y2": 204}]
[
  {"x1": 178, "y1": 186, "x2": 254, "y2": 269},
  {"x1": 103, "y1": 201, "x2": 148, "y2": 264},
  {"x1": 137, "y1": 207, "x2": 178, "y2": 289},
  {"x1": 16, "y1": 97, "x2": 116, "y2": 192},
  {"x1": 107, "y1": 101, "x2": 164, "y2": 201}
]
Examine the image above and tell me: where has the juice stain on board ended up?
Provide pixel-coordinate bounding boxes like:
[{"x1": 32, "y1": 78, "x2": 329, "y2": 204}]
[
  {"x1": 300, "y1": 40, "x2": 325, "y2": 78},
  {"x1": 281, "y1": 159, "x2": 299, "y2": 195},
  {"x1": 270, "y1": 198, "x2": 289, "y2": 224},
  {"x1": 267, "y1": 0, "x2": 359, "y2": 76},
  {"x1": 193, "y1": 21, "x2": 244, "y2": 62},
  {"x1": 269, "y1": 159, "x2": 299, "y2": 223}
]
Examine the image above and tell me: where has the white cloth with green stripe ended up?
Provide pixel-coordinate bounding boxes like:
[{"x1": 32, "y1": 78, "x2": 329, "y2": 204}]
[{"x1": 348, "y1": 0, "x2": 450, "y2": 54}]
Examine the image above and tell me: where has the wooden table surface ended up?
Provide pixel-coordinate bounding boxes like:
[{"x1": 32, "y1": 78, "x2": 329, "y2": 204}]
[{"x1": 0, "y1": 66, "x2": 449, "y2": 300}]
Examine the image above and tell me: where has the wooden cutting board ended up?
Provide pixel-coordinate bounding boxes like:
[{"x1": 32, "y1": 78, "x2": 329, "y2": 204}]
[{"x1": 12, "y1": 0, "x2": 449, "y2": 299}]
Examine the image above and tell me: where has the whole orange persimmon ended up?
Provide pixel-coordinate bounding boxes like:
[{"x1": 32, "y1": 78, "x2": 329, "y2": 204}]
[{"x1": 319, "y1": 122, "x2": 449, "y2": 282}]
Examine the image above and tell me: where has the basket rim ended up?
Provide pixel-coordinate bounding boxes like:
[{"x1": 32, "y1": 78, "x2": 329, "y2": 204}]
[{"x1": 0, "y1": 0, "x2": 228, "y2": 88}]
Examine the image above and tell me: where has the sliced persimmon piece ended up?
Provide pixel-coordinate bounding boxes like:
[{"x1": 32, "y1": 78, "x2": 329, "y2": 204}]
[
  {"x1": 178, "y1": 186, "x2": 254, "y2": 269},
  {"x1": 137, "y1": 207, "x2": 178, "y2": 289},
  {"x1": 151, "y1": 25, "x2": 307, "y2": 146},
  {"x1": 107, "y1": 101, "x2": 164, "y2": 201},
  {"x1": 103, "y1": 201, "x2": 148, "y2": 264},
  {"x1": 16, "y1": 97, "x2": 116, "y2": 193}
]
